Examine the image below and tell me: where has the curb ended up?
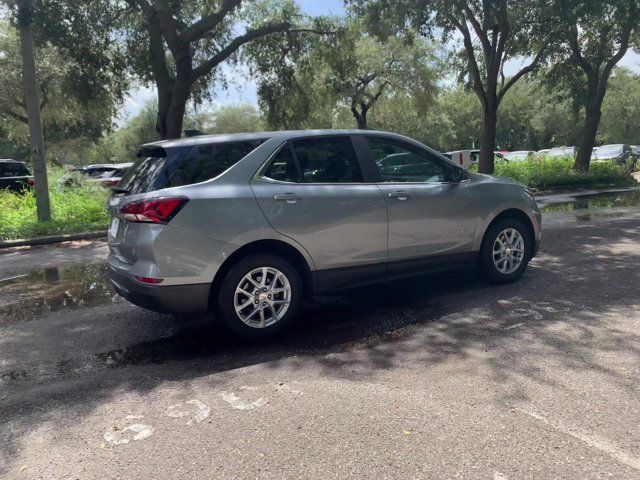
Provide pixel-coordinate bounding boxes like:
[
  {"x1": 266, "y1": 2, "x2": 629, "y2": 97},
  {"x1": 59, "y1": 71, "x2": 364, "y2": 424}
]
[{"x1": 0, "y1": 230, "x2": 107, "y2": 249}]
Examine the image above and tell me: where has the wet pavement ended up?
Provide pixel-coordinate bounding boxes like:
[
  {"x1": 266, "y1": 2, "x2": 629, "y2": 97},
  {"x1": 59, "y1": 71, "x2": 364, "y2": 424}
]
[{"x1": 1, "y1": 190, "x2": 640, "y2": 479}]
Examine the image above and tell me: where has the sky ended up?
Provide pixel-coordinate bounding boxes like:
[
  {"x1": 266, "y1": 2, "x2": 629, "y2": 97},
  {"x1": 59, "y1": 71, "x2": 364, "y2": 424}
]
[{"x1": 118, "y1": 0, "x2": 640, "y2": 123}]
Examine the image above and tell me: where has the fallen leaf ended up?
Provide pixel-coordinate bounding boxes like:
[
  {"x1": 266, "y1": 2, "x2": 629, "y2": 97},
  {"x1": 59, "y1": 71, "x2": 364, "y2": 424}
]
[
  {"x1": 20, "y1": 465, "x2": 28, "y2": 472},
  {"x1": 403, "y1": 431, "x2": 413, "y2": 435}
]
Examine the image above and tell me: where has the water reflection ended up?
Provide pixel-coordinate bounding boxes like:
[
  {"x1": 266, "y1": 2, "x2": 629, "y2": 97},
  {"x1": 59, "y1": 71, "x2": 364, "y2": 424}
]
[
  {"x1": 541, "y1": 189, "x2": 640, "y2": 213},
  {"x1": 0, "y1": 264, "x2": 119, "y2": 324}
]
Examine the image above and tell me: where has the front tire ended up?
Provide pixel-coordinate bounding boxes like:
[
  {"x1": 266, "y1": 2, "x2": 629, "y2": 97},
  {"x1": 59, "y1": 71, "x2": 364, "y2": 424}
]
[
  {"x1": 216, "y1": 254, "x2": 302, "y2": 339},
  {"x1": 480, "y1": 217, "x2": 532, "y2": 284}
]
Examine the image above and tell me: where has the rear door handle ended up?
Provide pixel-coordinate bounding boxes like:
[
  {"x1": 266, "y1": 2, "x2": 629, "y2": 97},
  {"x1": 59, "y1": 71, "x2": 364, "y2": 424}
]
[
  {"x1": 388, "y1": 191, "x2": 409, "y2": 201},
  {"x1": 273, "y1": 194, "x2": 302, "y2": 204}
]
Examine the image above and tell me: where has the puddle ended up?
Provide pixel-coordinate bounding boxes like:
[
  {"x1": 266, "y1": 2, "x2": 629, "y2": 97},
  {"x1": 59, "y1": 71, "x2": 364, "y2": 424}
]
[
  {"x1": 540, "y1": 190, "x2": 640, "y2": 213},
  {"x1": 541, "y1": 190, "x2": 640, "y2": 226},
  {"x1": 0, "y1": 264, "x2": 119, "y2": 324}
]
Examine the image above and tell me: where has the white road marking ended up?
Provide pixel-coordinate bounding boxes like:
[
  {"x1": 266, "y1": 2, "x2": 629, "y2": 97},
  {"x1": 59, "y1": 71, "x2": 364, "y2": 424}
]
[
  {"x1": 220, "y1": 391, "x2": 268, "y2": 410},
  {"x1": 166, "y1": 399, "x2": 210, "y2": 425},
  {"x1": 520, "y1": 409, "x2": 640, "y2": 471},
  {"x1": 503, "y1": 323, "x2": 524, "y2": 331},
  {"x1": 276, "y1": 383, "x2": 302, "y2": 395},
  {"x1": 0, "y1": 273, "x2": 28, "y2": 283},
  {"x1": 103, "y1": 416, "x2": 154, "y2": 446}
]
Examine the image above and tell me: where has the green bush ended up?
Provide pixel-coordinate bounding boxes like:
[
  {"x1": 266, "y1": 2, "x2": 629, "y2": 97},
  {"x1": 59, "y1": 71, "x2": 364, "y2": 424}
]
[
  {"x1": 470, "y1": 156, "x2": 635, "y2": 190},
  {"x1": 0, "y1": 179, "x2": 109, "y2": 241}
]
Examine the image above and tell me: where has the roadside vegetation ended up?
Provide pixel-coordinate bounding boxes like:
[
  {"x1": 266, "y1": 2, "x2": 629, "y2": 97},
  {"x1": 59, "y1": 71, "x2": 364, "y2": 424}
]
[
  {"x1": 0, "y1": 169, "x2": 109, "y2": 241},
  {"x1": 484, "y1": 157, "x2": 637, "y2": 190}
]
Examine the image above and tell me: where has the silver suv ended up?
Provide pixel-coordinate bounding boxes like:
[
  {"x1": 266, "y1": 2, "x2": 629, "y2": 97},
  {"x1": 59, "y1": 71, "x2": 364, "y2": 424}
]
[{"x1": 108, "y1": 130, "x2": 541, "y2": 337}]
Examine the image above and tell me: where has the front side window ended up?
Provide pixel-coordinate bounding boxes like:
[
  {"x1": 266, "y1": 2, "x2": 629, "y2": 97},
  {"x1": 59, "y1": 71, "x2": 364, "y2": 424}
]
[
  {"x1": 292, "y1": 137, "x2": 363, "y2": 183},
  {"x1": 264, "y1": 145, "x2": 300, "y2": 183},
  {"x1": 366, "y1": 137, "x2": 453, "y2": 183}
]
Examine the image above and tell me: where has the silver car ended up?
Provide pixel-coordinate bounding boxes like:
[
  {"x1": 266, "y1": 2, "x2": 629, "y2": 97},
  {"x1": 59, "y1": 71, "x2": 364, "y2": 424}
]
[{"x1": 108, "y1": 130, "x2": 541, "y2": 338}]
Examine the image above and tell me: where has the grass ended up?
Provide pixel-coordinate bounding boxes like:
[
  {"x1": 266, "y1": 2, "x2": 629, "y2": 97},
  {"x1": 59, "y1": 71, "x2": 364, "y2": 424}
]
[
  {"x1": 471, "y1": 156, "x2": 636, "y2": 191},
  {"x1": 0, "y1": 170, "x2": 110, "y2": 241}
]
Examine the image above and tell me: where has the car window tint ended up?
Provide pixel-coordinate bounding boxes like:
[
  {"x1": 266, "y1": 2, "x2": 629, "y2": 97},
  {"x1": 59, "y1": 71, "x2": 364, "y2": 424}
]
[
  {"x1": 0, "y1": 162, "x2": 30, "y2": 177},
  {"x1": 264, "y1": 145, "x2": 300, "y2": 182},
  {"x1": 166, "y1": 140, "x2": 264, "y2": 188},
  {"x1": 366, "y1": 137, "x2": 452, "y2": 183},
  {"x1": 292, "y1": 137, "x2": 363, "y2": 183}
]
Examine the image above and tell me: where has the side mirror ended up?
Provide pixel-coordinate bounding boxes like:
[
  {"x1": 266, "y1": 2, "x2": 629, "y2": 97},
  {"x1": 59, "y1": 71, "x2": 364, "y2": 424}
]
[{"x1": 451, "y1": 167, "x2": 469, "y2": 183}]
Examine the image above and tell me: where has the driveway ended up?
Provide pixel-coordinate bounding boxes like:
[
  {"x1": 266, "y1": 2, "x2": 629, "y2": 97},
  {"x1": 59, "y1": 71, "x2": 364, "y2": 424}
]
[{"x1": 1, "y1": 193, "x2": 639, "y2": 479}]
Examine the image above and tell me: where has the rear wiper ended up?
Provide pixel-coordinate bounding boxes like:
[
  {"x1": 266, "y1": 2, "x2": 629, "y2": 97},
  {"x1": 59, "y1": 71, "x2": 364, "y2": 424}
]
[{"x1": 110, "y1": 186, "x2": 129, "y2": 194}]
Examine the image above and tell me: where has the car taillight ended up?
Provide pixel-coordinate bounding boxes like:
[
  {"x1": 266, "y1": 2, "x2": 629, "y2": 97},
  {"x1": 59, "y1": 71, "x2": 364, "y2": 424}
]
[
  {"x1": 102, "y1": 178, "x2": 120, "y2": 186},
  {"x1": 134, "y1": 276, "x2": 164, "y2": 284},
  {"x1": 119, "y1": 197, "x2": 188, "y2": 224},
  {"x1": 27, "y1": 178, "x2": 35, "y2": 186}
]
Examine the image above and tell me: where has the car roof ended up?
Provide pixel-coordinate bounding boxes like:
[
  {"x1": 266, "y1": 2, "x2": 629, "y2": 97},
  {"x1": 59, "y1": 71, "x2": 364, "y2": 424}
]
[
  {"x1": 141, "y1": 129, "x2": 418, "y2": 149},
  {"x1": 0, "y1": 158, "x2": 23, "y2": 163},
  {"x1": 84, "y1": 163, "x2": 133, "y2": 169}
]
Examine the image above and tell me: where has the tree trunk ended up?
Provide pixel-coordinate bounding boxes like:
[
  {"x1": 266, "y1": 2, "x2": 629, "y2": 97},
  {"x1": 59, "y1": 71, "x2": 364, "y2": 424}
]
[
  {"x1": 478, "y1": 104, "x2": 498, "y2": 174},
  {"x1": 575, "y1": 104, "x2": 602, "y2": 172},
  {"x1": 351, "y1": 104, "x2": 368, "y2": 129},
  {"x1": 18, "y1": 1, "x2": 51, "y2": 222}
]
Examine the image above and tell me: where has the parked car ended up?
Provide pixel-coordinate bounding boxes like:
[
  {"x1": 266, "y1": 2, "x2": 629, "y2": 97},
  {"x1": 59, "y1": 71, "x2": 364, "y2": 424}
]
[
  {"x1": 62, "y1": 163, "x2": 133, "y2": 189},
  {"x1": 0, "y1": 159, "x2": 34, "y2": 193},
  {"x1": 546, "y1": 146, "x2": 576, "y2": 159},
  {"x1": 445, "y1": 150, "x2": 505, "y2": 168},
  {"x1": 631, "y1": 146, "x2": 640, "y2": 156},
  {"x1": 107, "y1": 130, "x2": 541, "y2": 338},
  {"x1": 591, "y1": 144, "x2": 636, "y2": 167},
  {"x1": 504, "y1": 151, "x2": 535, "y2": 162}
]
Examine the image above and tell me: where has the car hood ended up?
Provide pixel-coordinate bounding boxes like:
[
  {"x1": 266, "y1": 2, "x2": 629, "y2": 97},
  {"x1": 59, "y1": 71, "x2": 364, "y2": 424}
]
[{"x1": 468, "y1": 172, "x2": 524, "y2": 188}]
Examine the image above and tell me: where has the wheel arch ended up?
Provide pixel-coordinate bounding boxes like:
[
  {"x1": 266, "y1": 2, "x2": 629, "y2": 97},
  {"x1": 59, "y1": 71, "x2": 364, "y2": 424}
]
[
  {"x1": 210, "y1": 239, "x2": 315, "y2": 308},
  {"x1": 480, "y1": 208, "x2": 536, "y2": 259}
]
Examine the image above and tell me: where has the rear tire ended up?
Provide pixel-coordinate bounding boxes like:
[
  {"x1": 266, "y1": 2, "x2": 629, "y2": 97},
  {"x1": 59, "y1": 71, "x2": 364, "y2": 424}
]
[
  {"x1": 480, "y1": 217, "x2": 532, "y2": 284},
  {"x1": 216, "y1": 254, "x2": 302, "y2": 339}
]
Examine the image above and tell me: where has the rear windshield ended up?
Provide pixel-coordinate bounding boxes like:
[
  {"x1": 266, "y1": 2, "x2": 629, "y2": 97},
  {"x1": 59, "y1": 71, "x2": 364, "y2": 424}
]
[
  {"x1": 117, "y1": 140, "x2": 264, "y2": 195},
  {"x1": 0, "y1": 162, "x2": 30, "y2": 177}
]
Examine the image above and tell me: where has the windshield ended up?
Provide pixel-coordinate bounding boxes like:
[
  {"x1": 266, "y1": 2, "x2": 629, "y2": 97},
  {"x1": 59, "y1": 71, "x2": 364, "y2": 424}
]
[
  {"x1": 0, "y1": 162, "x2": 30, "y2": 177},
  {"x1": 593, "y1": 145, "x2": 623, "y2": 158},
  {"x1": 505, "y1": 152, "x2": 532, "y2": 161},
  {"x1": 547, "y1": 148, "x2": 574, "y2": 158}
]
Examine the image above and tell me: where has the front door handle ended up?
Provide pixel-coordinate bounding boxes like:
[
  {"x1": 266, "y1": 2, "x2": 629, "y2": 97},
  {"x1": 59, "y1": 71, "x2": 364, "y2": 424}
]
[
  {"x1": 274, "y1": 194, "x2": 302, "y2": 204},
  {"x1": 388, "y1": 191, "x2": 409, "y2": 201}
]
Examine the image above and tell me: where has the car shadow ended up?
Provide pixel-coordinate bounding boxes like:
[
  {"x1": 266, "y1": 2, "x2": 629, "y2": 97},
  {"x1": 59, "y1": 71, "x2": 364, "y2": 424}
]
[{"x1": 2, "y1": 218, "x2": 640, "y2": 474}]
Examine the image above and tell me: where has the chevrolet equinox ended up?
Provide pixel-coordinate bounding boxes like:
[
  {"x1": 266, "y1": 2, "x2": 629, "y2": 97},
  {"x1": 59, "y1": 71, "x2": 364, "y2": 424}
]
[{"x1": 108, "y1": 130, "x2": 541, "y2": 337}]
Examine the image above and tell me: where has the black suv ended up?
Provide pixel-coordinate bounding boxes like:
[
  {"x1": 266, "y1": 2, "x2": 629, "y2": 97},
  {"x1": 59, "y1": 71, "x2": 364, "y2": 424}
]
[{"x1": 0, "y1": 159, "x2": 34, "y2": 193}]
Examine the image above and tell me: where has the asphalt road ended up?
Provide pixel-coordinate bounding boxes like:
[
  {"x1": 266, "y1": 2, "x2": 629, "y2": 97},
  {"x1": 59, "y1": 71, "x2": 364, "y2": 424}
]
[{"x1": 1, "y1": 198, "x2": 640, "y2": 479}]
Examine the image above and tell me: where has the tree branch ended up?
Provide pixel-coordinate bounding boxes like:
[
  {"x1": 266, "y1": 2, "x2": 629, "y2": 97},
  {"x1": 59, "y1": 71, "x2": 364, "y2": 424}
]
[
  {"x1": 192, "y1": 22, "x2": 291, "y2": 79},
  {"x1": 1, "y1": 107, "x2": 28, "y2": 124},
  {"x1": 180, "y1": 0, "x2": 242, "y2": 42},
  {"x1": 498, "y1": 46, "x2": 545, "y2": 102},
  {"x1": 568, "y1": 23, "x2": 596, "y2": 81},
  {"x1": 451, "y1": 15, "x2": 487, "y2": 108}
]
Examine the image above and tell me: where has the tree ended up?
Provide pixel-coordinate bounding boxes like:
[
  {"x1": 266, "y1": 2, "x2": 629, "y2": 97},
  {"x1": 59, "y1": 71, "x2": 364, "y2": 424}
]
[
  {"x1": 318, "y1": 21, "x2": 439, "y2": 129},
  {"x1": 349, "y1": 0, "x2": 548, "y2": 173},
  {"x1": 251, "y1": 17, "x2": 440, "y2": 131},
  {"x1": 598, "y1": 68, "x2": 640, "y2": 146},
  {"x1": 547, "y1": 0, "x2": 638, "y2": 170},
  {"x1": 0, "y1": 22, "x2": 118, "y2": 148},
  {"x1": 209, "y1": 103, "x2": 263, "y2": 134},
  {"x1": 14, "y1": 0, "x2": 50, "y2": 221},
  {"x1": 119, "y1": 0, "x2": 329, "y2": 139}
]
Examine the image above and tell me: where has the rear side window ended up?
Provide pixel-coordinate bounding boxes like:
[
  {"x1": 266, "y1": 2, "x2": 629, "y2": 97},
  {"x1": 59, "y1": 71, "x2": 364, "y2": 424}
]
[
  {"x1": 117, "y1": 140, "x2": 263, "y2": 195},
  {"x1": 292, "y1": 137, "x2": 363, "y2": 183},
  {"x1": 0, "y1": 162, "x2": 30, "y2": 177},
  {"x1": 165, "y1": 141, "x2": 263, "y2": 188}
]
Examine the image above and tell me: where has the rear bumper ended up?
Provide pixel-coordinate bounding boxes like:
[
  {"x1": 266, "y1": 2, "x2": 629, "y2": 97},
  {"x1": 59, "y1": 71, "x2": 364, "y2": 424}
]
[{"x1": 108, "y1": 265, "x2": 211, "y2": 314}]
